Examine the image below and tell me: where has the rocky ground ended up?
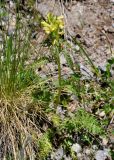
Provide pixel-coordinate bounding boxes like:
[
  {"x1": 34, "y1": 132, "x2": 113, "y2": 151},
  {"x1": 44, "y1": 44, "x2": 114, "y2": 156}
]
[
  {"x1": 36, "y1": 0, "x2": 114, "y2": 67},
  {"x1": 28, "y1": 1, "x2": 114, "y2": 159}
]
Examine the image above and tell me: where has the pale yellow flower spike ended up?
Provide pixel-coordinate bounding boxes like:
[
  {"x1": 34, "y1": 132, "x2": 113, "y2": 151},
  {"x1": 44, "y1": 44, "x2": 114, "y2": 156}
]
[{"x1": 41, "y1": 12, "x2": 64, "y2": 44}]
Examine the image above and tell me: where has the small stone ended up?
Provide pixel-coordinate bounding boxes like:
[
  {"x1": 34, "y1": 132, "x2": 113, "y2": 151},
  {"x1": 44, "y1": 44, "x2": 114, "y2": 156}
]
[
  {"x1": 95, "y1": 150, "x2": 110, "y2": 160},
  {"x1": 9, "y1": 1, "x2": 15, "y2": 8},
  {"x1": 85, "y1": 148, "x2": 91, "y2": 155},
  {"x1": 56, "y1": 106, "x2": 65, "y2": 119},
  {"x1": 39, "y1": 73, "x2": 47, "y2": 78},
  {"x1": 60, "y1": 54, "x2": 67, "y2": 65},
  {"x1": 99, "y1": 111, "x2": 105, "y2": 117},
  {"x1": 75, "y1": 45, "x2": 80, "y2": 51},
  {"x1": 51, "y1": 147, "x2": 64, "y2": 160},
  {"x1": 1, "y1": 21, "x2": 5, "y2": 27},
  {"x1": 27, "y1": 15, "x2": 31, "y2": 19},
  {"x1": 102, "y1": 138, "x2": 108, "y2": 146},
  {"x1": 71, "y1": 143, "x2": 82, "y2": 153},
  {"x1": 77, "y1": 153, "x2": 83, "y2": 159},
  {"x1": 56, "y1": 106, "x2": 64, "y2": 114}
]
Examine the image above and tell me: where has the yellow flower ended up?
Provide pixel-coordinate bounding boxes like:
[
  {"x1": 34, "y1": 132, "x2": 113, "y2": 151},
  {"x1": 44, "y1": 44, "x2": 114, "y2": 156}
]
[
  {"x1": 41, "y1": 13, "x2": 64, "y2": 45},
  {"x1": 41, "y1": 21, "x2": 51, "y2": 34},
  {"x1": 42, "y1": 13, "x2": 64, "y2": 33},
  {"x1": 57, "y1": 15, "x2": 64, "y2": 28}
]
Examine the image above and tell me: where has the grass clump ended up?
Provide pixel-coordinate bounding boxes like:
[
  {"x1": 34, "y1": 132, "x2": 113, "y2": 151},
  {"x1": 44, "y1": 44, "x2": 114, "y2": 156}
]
[{"x1": 0, "y1": 2, "x2": 44, "y2": 159}]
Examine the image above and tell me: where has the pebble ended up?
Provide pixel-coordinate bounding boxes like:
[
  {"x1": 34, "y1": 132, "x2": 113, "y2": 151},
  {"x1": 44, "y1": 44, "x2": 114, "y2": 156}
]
[
  {"x1": 27, "y1": 15, "x2": 31, "y2": 19},
  {"x1": 60, "y1": 54, "x2": 67, "y2": 65},
  {"x1": 95, "y1": 149, "x2": 110, "y2": 160},
  {"x1": 51, "y1": 147, "x2": 64, "y2": 160},
  {"x1": 99, "y1": 111, "x2": 106, "y2": 117},
  {"x1": 84, "y1": 148, "x2": 91, "y2": 155},
  {"x1": 75, "y1": 45, "x2": 80, "y2": 51},
  {"x1": 39, "y1": 72, "x2": 47, "y2": 78},
  {"x1": 56, "y1": 106, "x2": 66, "y2": 119},
  {"x1": 1, "y1": 21, "x2": 5, "y2": 27},
  {"x1": 77, "y1": 153, "x2": 83, "y2": 159},
  {"x1": 9, "y1": 1, "x2": 15, "y2": 8},
  {"x1": 102, "y1": 138, "x2": 108, "y2": 146},
  {"x1": 71, "y1": 143, "x2": 82, "y2": 153}
]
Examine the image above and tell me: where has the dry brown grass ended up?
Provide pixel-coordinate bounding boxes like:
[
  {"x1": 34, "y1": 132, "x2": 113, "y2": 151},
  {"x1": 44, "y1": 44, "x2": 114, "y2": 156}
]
[{"x1": 0, "y1": 91, "x2": 45, "y2": 160}]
